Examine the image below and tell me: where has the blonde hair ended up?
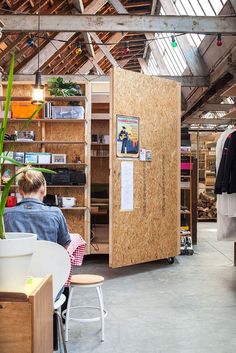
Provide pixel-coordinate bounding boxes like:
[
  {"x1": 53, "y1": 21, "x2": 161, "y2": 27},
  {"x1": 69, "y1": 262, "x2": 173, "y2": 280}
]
[{"x1": 17, "y1": 167, "x2": 46, "y2": 194}]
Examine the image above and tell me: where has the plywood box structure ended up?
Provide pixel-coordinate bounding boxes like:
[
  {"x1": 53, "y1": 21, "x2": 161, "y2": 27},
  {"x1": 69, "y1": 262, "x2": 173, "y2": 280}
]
[
  {"x1": 1, "y1": 69, "x2": 180, "y2": 268},
  {"x1": 109, "y1": 68, "x2": 180, "y2": 267}
]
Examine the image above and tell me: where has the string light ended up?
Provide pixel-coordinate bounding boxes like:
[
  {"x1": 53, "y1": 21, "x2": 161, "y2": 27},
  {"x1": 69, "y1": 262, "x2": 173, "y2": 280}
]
[
  {"x1": 216, "y1": 33, "x2": 222, "y2": 47},
  {"x1": 171, "y1": 35, "x2": 177, "y2": 48},
  {"x1": 124, "y1": 41, "x2": 130, "y2": 55},
  {"x1": 27, "y1": 36, "x2": 34, "y2": 48},
  {"x1": 75, "y1": 42, "x2": 82, "y2": 55}
]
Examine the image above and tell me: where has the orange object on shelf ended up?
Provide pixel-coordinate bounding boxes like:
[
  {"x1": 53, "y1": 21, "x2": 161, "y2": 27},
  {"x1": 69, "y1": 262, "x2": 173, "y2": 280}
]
[{"x1": 11, "y1": 102, "x2": 40, "y2": 119}]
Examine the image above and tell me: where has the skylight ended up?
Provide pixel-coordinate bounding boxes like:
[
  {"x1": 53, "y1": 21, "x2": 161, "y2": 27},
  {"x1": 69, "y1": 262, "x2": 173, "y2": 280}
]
[{"x1": 147, "y1": 0, "x2": 228, "y2": 75}]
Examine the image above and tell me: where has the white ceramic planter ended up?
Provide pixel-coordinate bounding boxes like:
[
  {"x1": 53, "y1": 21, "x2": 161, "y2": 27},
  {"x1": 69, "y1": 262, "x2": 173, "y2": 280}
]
[{"x1": 0, "y1": 232, "x2": 37, "y2": 292}]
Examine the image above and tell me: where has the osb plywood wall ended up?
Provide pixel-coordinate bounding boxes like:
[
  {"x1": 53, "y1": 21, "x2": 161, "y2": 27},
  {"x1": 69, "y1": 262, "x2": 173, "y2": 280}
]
[{"x1": 110, "y1": 68, "x2": 180, "y2": 268}]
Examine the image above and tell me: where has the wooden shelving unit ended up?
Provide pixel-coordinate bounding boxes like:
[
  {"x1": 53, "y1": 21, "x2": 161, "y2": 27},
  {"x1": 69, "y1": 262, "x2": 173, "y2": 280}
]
[
  {"x1": 4, "y1": 140, "x2": 86, "y2": 144},
  {"x1": 181, "y1": 154, "x2": 197, "y2": 244},
  {"x1": 1, "y1": 82, "x2": 91, "y2": 247},
  {"x1": 0, "y1": 96, "x2": 86, "y2": 102},
  {"x1": 90, "y1": 87, "x2": 110, "y2": 253},
  {"x1": 0, "y1": 118, "x2": 87, "y2": 123}
]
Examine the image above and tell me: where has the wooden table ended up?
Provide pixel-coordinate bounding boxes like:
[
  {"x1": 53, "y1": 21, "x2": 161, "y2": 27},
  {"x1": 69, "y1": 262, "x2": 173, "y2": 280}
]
[{"x1": 0, "y1": 276, "x2": 53, "y2": 353}]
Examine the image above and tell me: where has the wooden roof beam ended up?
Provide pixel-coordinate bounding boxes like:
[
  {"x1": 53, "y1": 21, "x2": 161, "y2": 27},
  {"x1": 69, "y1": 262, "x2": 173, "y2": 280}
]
[{"x1": 1, "y1": 15, "x2": 235, "y2": 34}]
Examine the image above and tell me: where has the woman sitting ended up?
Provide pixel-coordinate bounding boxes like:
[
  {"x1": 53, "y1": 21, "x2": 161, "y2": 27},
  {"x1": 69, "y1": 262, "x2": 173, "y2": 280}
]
[{"x1": 4, "y1": 167, "x2": 71, "y2": 248}]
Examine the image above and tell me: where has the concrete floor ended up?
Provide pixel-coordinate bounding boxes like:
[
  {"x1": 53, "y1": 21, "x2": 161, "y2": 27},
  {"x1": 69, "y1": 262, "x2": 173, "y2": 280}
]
[{"x1": 64, "y1": 223, "x2": 236, "y2": 353}]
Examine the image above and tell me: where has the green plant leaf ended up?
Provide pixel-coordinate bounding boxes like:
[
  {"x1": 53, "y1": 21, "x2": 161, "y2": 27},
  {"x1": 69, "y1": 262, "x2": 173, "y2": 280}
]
[
  {"x1": 19, "y1": 104, "x2": 44, "y2": 131},
  {"x1": 0, "y1": 51, "x2": 14, "y2": 157},
  {"x1": 0, "y1": 155, "x2": 24, "y2": 167}
]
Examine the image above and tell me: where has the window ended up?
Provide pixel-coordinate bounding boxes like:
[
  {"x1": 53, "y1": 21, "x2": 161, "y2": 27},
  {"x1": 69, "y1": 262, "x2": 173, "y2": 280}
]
[{"x1": 148, "y1": 0, "x2": 228, "y2": 75}]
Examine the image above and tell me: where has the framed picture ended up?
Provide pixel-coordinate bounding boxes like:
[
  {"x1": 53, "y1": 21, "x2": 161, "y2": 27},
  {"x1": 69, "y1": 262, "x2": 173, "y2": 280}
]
[
  {"x1": 52, "y1": 154, "x2": 67, "y2": 164},
  {"x1": 25, "y1": 152, "x2": 38, "y2": 164},
  {"x1": 116, "y1": 115, "x2": 139, "y2": 158}
]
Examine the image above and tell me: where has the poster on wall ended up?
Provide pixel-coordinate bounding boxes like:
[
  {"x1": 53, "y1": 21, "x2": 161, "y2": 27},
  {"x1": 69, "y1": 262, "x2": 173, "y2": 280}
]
[{"x1": 116, "y1": 115, "x2": 139, "y2": 158}]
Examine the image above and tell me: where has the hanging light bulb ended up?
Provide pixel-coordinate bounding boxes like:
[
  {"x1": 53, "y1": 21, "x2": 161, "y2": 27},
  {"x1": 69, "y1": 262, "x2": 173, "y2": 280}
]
[
  {"x1": 32, "y1": 2, "x2": 44, "y2": 105},
  {"x1": 124, "y1": 41, "x2": 130, "y2": 55},
  {"x1": 216, "y1": 33, "x2": 222, "y2": 47},
  {"x1": 75, "y1": 42, "x2": 82, "y2": 55},
  {"x1": 32, "y1": 70, "x2": 44, "y2": 104},
  {"x1": 171, "y1": 35, "x2": 177, "y2": 48}
]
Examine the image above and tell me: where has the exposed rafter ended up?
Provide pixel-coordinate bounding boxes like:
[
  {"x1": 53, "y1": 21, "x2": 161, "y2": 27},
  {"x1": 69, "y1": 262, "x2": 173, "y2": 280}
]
[
  {"x1": 138, "y1": 58, "x2": 150, "y2": 74},
  {"x1": 77, "y1": 32, "x2": 126, "y2": 74},
  {"x1": 202, "y1": 103, "x2": 235, "y2": 112},
  {"x1": 89, "y1": 32, "x2": 119, "y2": 67},
  {"x1": 1, "y1": 15, "x2": 235, "y2": 34},
  {"x1": 230, "y1": 0, "x2": 236, "y2": 13},
  {"x1": 73, "y1": 0, "x2": 94, "y2": 58},
  {"x1": 107, "y1": 0, "x2": 127, "y2": 14},
  {"x1": 88, "y1": 57, "x2": 105, "y2": 75},
  {"x1": 17, "y1": 0, "x2": 107, "y2": 74}
]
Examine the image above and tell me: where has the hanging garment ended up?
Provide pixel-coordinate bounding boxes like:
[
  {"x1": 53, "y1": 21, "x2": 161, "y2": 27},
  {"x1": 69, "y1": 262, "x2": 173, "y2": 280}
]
[{"x1": 215, "y1": 128, "x2": 236, "y2": 241}]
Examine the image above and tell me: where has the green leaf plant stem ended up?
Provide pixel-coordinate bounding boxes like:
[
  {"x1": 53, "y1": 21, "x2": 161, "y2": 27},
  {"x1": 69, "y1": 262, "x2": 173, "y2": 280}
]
[{"x1": 0, "y1": 52, "x2": 56, "y2": 239}]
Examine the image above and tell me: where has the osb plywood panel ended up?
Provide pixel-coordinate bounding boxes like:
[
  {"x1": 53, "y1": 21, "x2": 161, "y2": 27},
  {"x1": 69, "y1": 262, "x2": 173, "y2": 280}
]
[
  {"x1": 45, "y1": 123, "x2": 85, "y2": 142},
  {"x1": 91, "y1": 158, "x2": 109, "y2": 184},
  {"x1": 92, "y1": 103, "x2": 109, "y2": 113},
  {"x1": 92, "y1": 120, "x2": 109, "y2": 135},
  {"x1": 45, "y1": 186, "x2": 85, "y2": 235},
  {"x1": 110, "y1": 68, "x2": 180, "y2": 268},
  {"x1": 63, "y1": 211, "x2": 85, "y2": 235}
]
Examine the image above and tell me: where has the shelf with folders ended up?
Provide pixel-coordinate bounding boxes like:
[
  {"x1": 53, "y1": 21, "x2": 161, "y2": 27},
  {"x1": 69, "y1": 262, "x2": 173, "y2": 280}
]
[
  {"x1": 0, "y1": 81, "x2": 92, "y2": 248},
  {"x1": 181, "y1": 154, "x2": 197, "y2": 245},
  {"x1": 90, "y1": 102, "x2": 110, "y2": 254}
]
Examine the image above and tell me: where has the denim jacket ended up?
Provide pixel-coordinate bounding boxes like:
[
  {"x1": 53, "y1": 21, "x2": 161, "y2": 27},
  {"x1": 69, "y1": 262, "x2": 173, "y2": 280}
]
[{"x1": 4, "y1": 198, "x2": 71, "y2": 246}]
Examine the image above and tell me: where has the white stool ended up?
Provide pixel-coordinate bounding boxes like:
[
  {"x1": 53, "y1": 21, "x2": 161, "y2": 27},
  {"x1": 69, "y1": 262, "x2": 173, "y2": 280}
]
[{"x1": 63, "y1": 274, "x2": 107, "y2": 342}]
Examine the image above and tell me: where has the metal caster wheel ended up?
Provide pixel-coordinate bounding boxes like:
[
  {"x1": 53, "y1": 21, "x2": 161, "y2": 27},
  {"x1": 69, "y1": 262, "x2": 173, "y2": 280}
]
[{"x1": 167, "y1": 257, "x2": 175, "y2": 264}]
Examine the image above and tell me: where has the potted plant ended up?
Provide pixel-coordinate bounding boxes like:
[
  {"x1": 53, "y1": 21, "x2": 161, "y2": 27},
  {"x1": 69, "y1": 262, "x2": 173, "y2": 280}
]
[
  {"x1": 47, "y1": 77, "x2": 84, "y2": 119},
  {"x1": 0, "y1": 52, "x2": 54, "y2": 292}
]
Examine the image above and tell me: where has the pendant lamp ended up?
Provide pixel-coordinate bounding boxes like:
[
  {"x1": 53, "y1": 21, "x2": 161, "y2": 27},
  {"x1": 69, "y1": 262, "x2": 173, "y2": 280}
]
[{"x1": 32, "y1": 2, "x2": 44, "y2": 104}]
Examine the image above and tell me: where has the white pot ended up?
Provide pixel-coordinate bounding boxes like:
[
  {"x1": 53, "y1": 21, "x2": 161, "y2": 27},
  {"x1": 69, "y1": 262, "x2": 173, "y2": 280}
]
[{"x1": 0, "y1": 232, "x2": 37, "y2": 292}]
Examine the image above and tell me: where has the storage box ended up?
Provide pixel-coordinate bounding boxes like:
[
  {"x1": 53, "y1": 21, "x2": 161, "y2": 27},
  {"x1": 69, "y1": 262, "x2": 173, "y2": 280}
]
[
  {"x1": 62, "y1": 197, "x2": 76, "y2": 207},
  {"x1": 51, "y1": 106, "x2": 84, "y2": 119},
  {"x1": 12, "y1": 103, "x2": 40, "y2": 119}
]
